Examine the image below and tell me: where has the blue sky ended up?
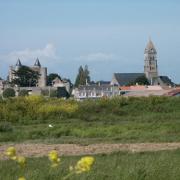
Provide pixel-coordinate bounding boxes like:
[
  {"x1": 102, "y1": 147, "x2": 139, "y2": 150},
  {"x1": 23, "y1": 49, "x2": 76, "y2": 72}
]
[{"x1": 0, "y1": 0, "x2": 180, "y2": 83}]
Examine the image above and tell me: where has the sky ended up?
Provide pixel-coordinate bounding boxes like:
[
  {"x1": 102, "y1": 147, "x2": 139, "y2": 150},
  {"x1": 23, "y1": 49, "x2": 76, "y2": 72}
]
[{"x1": 0, "y1": 0, "x2": 180, "y2": 83}]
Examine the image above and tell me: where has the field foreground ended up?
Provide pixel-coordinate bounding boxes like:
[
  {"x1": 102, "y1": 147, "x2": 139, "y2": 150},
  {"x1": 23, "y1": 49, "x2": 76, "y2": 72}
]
[
  {"x1": 1, "y1": 142, "x2": 180, "y2": 160},
  {"x1": 1, "y1": 148, "x2": 180, "y2": 180}
]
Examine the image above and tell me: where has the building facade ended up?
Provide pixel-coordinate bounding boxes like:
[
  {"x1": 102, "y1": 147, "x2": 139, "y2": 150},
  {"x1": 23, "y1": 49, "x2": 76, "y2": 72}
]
[{"x1": 73, "y1": 84, "x2": 119, "y2": 100}]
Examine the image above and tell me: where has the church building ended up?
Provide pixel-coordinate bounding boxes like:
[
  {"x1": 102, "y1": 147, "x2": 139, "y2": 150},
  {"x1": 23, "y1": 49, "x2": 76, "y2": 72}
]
[{"x1": 111, "y1": 39, "x2": 174, "y2": 87}]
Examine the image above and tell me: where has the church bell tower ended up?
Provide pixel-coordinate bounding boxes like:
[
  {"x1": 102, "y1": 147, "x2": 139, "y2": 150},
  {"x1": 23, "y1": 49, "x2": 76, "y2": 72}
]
[{"x1": 144, "y1": 39, "x2": 158, "y2": 84}]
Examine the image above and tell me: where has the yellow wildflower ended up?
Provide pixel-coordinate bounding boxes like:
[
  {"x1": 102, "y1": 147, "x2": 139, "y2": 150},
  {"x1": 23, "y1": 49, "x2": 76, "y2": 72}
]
[
  {"x1": 48, "y1": 150, "x2": 60, "y2": 167},
  {"x1": 75, "y1": 156, "x2": 95, "y2": 174},
  {"x1": 18, "y1": 177, "x2": 26, "y2": 180},
  {"x1": 17, "y1": 156, "x2": 26, "y2": 168},
  {"x1": 5, "y1": 147, "x2": 17, "y2": 160}
]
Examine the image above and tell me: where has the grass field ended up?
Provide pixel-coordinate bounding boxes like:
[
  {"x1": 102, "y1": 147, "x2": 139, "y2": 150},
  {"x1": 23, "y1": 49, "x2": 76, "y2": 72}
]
[
  {"x1": 0, "y1": 96, "x2": 180, "y2": 143},
  {"x1": 1, "y1": 150, "x2": 180, "y2": 180},
  {"x1": 1, "y1": 96, "x2": 180, "y2": 179},
  {"x1": 1, "y1": 118, "x2": 180, "y2": 144}
]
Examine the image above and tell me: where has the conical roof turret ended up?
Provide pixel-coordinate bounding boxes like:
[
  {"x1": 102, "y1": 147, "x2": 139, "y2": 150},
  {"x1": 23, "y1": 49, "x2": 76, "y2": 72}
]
[
  {"x1": 34, "y1": 58, "x2": 41, "y2": 67},
  {"x1": 16, "y1": 58, "x2": 22, "y2": 67}
]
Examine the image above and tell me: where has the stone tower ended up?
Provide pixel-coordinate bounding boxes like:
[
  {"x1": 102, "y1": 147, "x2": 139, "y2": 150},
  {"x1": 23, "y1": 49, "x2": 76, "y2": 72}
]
[
  {"x1": 32, "y1": 58, "x2": 47, "y2": 87},
  {"x1": 9, "y1": 59, "x2": 22, "y2": 82},
  {"x1": 144, "y1": 39, "x2": 158, "y2": 84}
]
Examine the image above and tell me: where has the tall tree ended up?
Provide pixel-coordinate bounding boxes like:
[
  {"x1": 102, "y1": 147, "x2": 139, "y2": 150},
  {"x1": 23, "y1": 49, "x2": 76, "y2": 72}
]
[
  {"x1": 11, "y1": 66, "x2": 40, "y2": 87},
  {"x1": 47, "y1": 73, "x2": 61, "y2": 86},
  {"x1": 74, "y1": 65, "x2": 91, "y2": 87},
  {"x1": 84, "y1": 65, "x2": 90, "y2": 84}
]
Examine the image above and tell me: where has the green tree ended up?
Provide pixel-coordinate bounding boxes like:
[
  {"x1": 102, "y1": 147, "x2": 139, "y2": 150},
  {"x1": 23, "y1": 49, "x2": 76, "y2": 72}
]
[
  {"x1": 47, "y1": 73, "x2": 61, "y2": 86},
  {"x1": 3, "y1": 88, "x2": 16, "y2": 98},
  {"x1": 74, "y1": 65, "x2": 91, "y2": 87},
  {"x1": 12, "y1": 66, "x2": 40, "y2": 87},
  {"x1": 84, "y1": 65, "x2": 90, "y2": 84},
  {"x1": 128, "y1": 75, "x2": 150, "y2": 85},
  {"x1": 74, "y1": 66, "x2": 83, "y2": 87}
]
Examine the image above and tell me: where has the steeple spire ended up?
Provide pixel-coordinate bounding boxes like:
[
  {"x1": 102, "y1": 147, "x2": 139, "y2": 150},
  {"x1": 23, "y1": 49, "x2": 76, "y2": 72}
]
[
  {"x1": 34, "y1": 58, "x2": 41, "y2": 67},
  {"x1": 145, "y1": 38, "x2": 157, "y2": 54}
]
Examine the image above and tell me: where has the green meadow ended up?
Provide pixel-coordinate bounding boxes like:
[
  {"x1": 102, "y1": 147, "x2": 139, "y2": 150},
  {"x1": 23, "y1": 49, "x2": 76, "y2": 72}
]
[
  {"x1": 1, "y1": 96, "x2": 180, "y2": 180},
  {"x1": 0, "y1": 96, "x2": 180, "y2": 143}
]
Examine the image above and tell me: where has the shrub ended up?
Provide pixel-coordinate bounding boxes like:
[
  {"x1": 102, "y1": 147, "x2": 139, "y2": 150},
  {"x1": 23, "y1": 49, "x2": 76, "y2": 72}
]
[
  {"x1": 3, "y1": 88, "x2": 16, "y2": 98},
  {"x1": 0, "y1": 122, "x2": 13, "y2": 132},
  {"x1": 19, "y1": 89, "x2": 29, "y2": 96},
  {"x1": 50, "y1": 90, "x2": 57, "y2": 97}
]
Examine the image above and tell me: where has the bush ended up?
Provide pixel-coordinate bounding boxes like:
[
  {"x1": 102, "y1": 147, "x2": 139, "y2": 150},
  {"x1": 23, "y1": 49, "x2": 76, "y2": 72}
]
[
  {"x1": 50, "y1": 90, "x2": 57, "y2": 97},
  {"x1": 0, "y1": 122, "x2": 13, "y2": 132},
  {"x1": 3, "y1": 88, "x2": 16, "y2": 98},
  {"x1": 19, "y1": 89, "x2": 29, "y2": 96}
]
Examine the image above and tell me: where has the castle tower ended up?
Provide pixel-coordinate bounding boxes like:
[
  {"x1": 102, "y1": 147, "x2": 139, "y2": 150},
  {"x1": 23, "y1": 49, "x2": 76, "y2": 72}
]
[
  {"x1": 9, "y1": 58, "x2": 22, "y2": 82},
  {"x1": 144, "y1": 39, "x2": 158, "y2": 84},
  {"x1": 32, "y1": 58, "x2": 47, "y2": 87}
]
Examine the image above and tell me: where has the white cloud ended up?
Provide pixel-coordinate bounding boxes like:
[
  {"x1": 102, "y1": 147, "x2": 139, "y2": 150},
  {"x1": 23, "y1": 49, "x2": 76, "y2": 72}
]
[
  {"x1": 0, "y1": 43, "x2": 57, "y2": 65},
  {"x1": 75, "y1": 52, "x2": 116, "y2": 62}
]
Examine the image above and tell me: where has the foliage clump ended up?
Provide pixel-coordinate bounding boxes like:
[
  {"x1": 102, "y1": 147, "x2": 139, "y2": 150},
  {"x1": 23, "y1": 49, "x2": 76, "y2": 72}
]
[
  {"x1": 75, "y1": 65, "x2": 90, "y2": 87},
  {"x1": 0, "y1": 122, "x2": 13, "y2": 132},
  {"x1": 3, "y1": 88, "x2": 16, "y2": 98},
  {"x1": 11, "y1": 66, "x2": 40, "y2": 87}
]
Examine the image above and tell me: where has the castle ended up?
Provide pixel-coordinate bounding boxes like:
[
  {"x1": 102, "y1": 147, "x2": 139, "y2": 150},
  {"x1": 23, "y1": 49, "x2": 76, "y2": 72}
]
[
  {"x1": 9, "y1": 58, "x2": 47, "y2": 87},
  {"x1": 111, "y1": 39, "x2": 174, "y2": 87}
]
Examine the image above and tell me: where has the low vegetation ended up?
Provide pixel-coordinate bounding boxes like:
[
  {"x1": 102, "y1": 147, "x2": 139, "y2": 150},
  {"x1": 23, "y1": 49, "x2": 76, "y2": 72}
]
[
  {"x1": 2, "y1": 146, "x2": 95, "y2": 180},
  {"x1": 0, "y1": 96, "x2": 180, "y2": 143},
  {"x1": 2, "y1": 88, "x2": 16, "y2": 98},
  {"x1": 1, "y1": 150, "x2": 180, "y2": 180}
]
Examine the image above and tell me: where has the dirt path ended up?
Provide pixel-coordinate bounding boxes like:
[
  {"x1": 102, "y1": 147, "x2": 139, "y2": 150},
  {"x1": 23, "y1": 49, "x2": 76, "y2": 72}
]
[{"x1": 1, "y1": 143, "x2": 180, "y2": 159}]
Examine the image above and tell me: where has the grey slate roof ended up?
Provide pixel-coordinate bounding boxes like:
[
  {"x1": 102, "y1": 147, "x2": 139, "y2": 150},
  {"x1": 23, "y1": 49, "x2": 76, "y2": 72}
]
[
  {"x1": 113, "y1": 73, "x2": 144, "y2": 86},
  {"x1": 159, "y1": 76, "x2": 174, "y2": 86}
]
